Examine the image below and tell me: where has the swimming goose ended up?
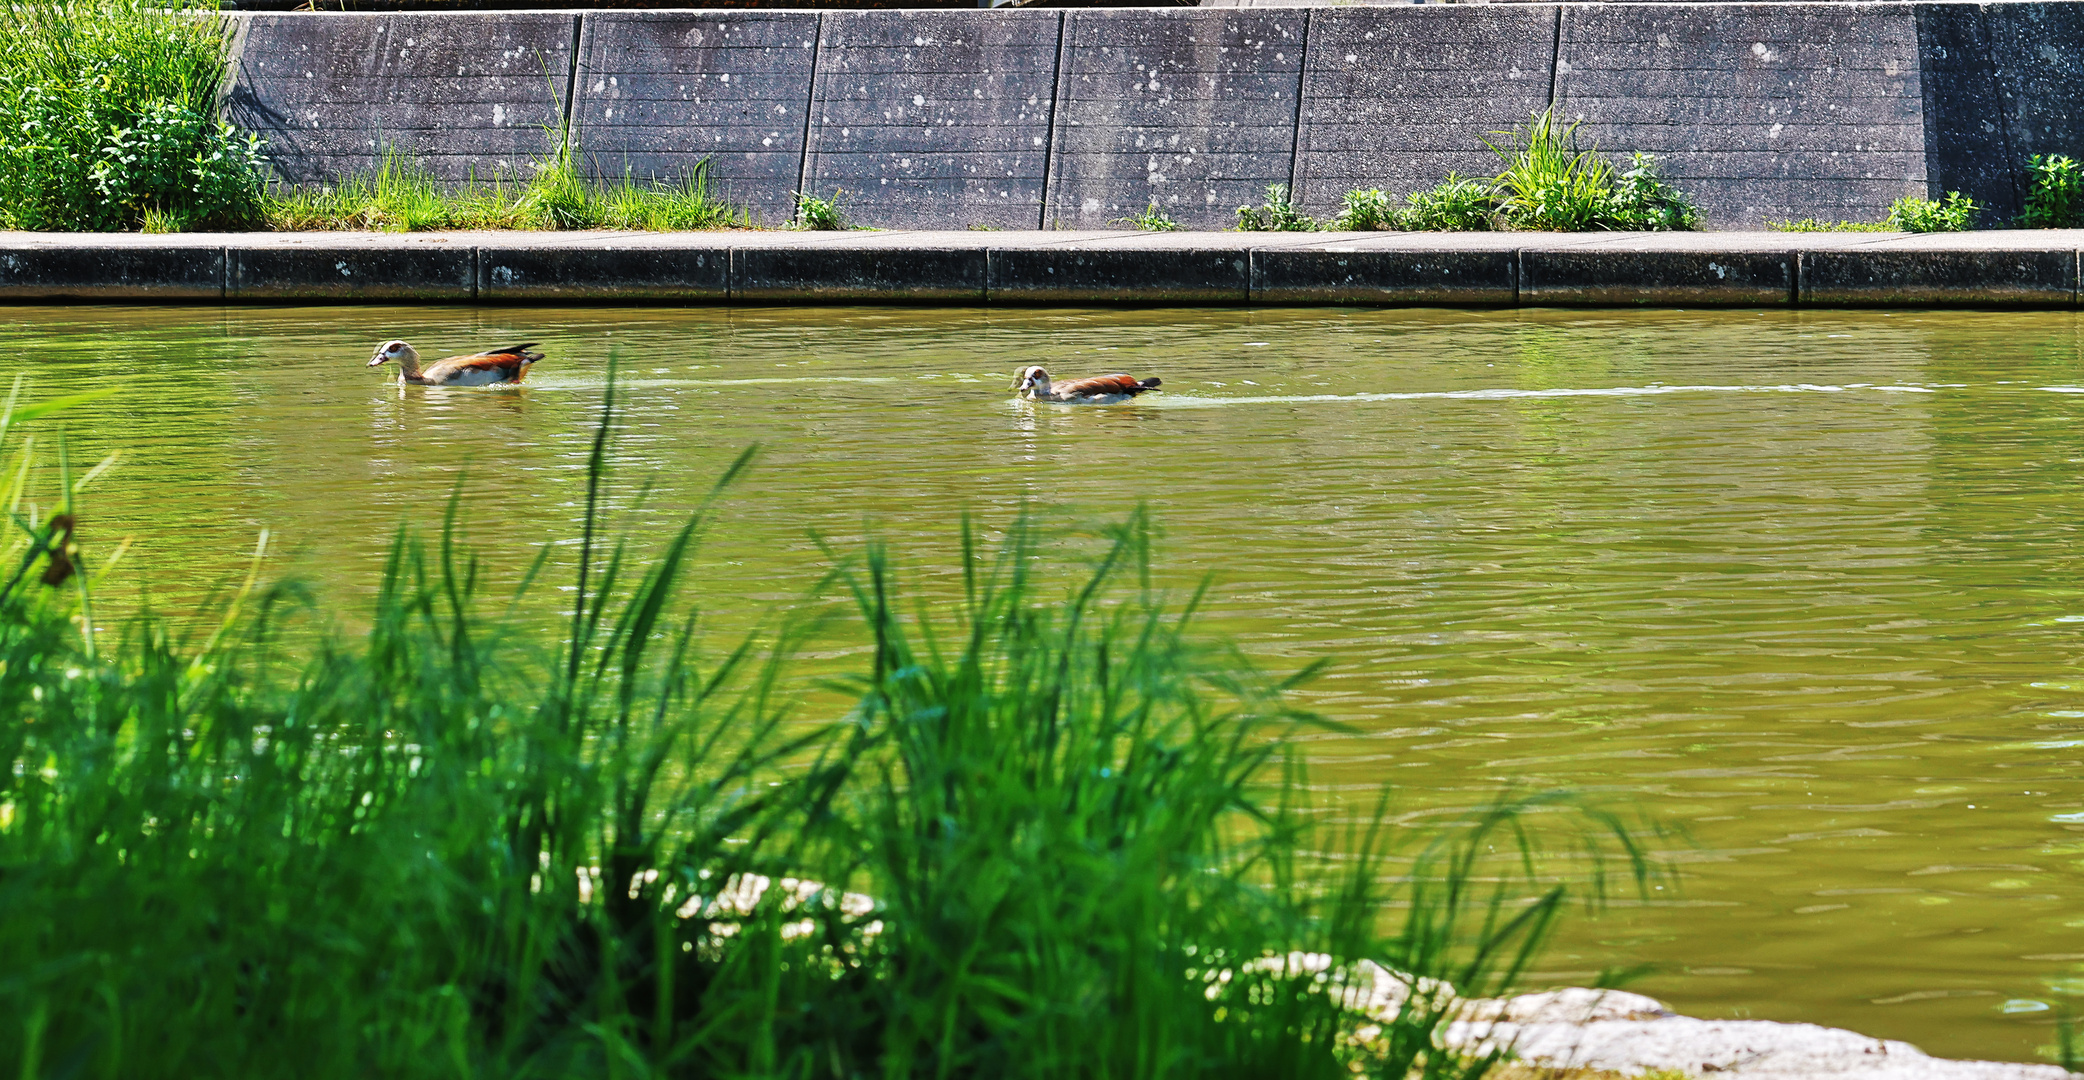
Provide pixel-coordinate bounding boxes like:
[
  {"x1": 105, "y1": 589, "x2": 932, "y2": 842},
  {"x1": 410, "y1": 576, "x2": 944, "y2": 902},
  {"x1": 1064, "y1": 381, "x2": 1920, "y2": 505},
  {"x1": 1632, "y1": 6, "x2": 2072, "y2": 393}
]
[
  {"x1": 368, "y1": 340, "x2": 544, "y2": 386},
  {"x1": 1013, "y1": 366, "x2": 1161, "y2": 404}
]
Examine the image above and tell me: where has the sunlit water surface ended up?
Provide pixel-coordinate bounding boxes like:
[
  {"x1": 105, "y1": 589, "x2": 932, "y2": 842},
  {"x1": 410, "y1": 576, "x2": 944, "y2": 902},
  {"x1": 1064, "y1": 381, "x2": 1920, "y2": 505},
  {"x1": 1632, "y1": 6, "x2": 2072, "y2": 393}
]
[{"x1": 10, "y1": 303, "x2": 2084, "y2": 1062}]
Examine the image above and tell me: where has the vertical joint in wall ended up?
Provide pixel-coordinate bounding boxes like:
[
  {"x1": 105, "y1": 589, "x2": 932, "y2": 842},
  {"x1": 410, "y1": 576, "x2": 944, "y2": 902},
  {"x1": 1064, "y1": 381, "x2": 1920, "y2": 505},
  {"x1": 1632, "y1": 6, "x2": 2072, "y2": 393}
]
[
  {"x1": 1547, "y1": 5, "x2": 1563, "y2": 113},
  {"x1": 1285, "y1": 9, "x2": 1312, "y2": 203},
  {"x1": 1037, "y1": 11, "x2": 1069, "y2": 231},
  {"x1": 795, "y1": 13, "x2": 827, "y2": 216},
  {"x1": 562, "y1": 16, "x2": 584, "y2": 156}
]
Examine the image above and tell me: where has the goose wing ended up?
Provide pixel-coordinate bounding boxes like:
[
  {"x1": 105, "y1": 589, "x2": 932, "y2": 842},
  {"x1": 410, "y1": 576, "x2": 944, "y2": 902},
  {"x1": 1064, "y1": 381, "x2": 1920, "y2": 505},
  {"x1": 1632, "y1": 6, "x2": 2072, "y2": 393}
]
[
  {"x1": 425, "y1": 343, "x2": 543, "y2": 384},
  {"x1": 441, "y1": 342, "x2": 542, "y2": 365},
  {"x1": 1053, "y1": 373, "x2": 1156, "y2": 397}
]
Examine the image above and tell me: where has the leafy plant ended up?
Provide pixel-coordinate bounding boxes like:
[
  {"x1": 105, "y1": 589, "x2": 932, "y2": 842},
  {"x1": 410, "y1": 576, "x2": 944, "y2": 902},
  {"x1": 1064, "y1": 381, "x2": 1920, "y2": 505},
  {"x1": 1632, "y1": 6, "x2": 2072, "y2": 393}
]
[
  {"x1": 0, "y1": 0, "x2": 269, "y2": 230},
  {"x1": 2020, "y1": 153, "x2": 2084, "y2": 228},
  {"x1": 1236, "y1": 183, "x2": 1318, "y2": 231},
  {"x1": 794, "y1": 187, "x2": 847, "y2": 230},
  {"x1": 1333, "y1": 188, "x2": 1401, "y2": 231},
  {"x1": 1401, "y1": 175, "x2": 1497, "y2": 232},
  {"x1": 1888, "y1": 191, "x2": 1978, "y2": 232},
  {"x1": 1602, "y1": 152, "x2": 1698, "y2": 231},
  {"x1": 1111, "y1": 200, "x2": 1181, "y2": 231}
]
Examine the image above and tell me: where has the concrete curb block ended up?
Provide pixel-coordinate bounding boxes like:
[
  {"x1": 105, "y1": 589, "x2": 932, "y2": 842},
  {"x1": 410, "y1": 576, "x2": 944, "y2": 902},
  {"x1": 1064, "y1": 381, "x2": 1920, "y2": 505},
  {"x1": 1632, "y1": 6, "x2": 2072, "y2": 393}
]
[
  {"x1": 228, "y1": 245, "x2": 477, "y2": 300},
  {"x1": 1521, "y1": 248, "x2": 1795, "y2": 306},
  {"x1": 0, "y1": 245, "x2": 224, "y2": 301},
  {"x1": 480, "y1": 246, "x2": 729, "y2": 301},
  {"x1": 1249, "y1": 248, "x2": 1517, "y2": 305},
  {"x1": 989, "y1": 247, "x2": 1250, "y2": 303},
  {"x1": 732, "y1": 246, "x2": 988, "y2": 302},
  {"x1": 1800, "y1": 248, "x2": 2082, "y2": 307},
  {"x1": 13, "y1": 230, "x2": 2084, "y2": 307}
]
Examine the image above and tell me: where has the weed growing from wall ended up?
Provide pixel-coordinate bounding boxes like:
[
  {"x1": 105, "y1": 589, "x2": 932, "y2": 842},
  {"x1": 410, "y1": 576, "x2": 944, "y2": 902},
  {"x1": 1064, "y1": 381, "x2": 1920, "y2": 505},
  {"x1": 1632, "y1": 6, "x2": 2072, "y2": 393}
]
[
  {"x1": 1486, "y1": 111, "x2": 1616, "y2": 231},
  {"x1": 793, "y1": 188, "x2": 847, "y2": 230},
  {"x1": 2020, "y1": 154, "x2": 2084, "y2": 228},
  {"x1": 1326, "y1": 114, "x2": 1693, "y2": 234},
  {"x1": 1603, "y1": 153, "x2": 1699, "y2": 231},
  {"x1": 1111, "y1": 200, "x2": 1181, "y2": 231},
  {"x1": 0, "y1": 0, "x2": 268, "y2": 230},
  {"x1": 1888, "y1": 191, "x2": 1978, "y2": 233},
  {"x1": 1236, "y1": 183, "x2": 1318, "y2": 231},
  {"x1": 1332, "y1": 188, "x2": 1401, "y2": 230},
  {"x1": 1399, "y1": 176, "x2": 1497, "y2": 232}
]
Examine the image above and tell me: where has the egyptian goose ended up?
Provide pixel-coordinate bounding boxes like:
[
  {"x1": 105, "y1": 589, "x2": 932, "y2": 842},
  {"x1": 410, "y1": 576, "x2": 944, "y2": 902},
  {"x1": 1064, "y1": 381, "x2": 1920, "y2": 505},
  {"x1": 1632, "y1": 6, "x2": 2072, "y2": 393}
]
[
  {"x1": 367, "y1": 340, "x2": 543, "y2": 386},
  {"x1": 1012, "y1": 366, "x2": 1162, "y2": 404}
]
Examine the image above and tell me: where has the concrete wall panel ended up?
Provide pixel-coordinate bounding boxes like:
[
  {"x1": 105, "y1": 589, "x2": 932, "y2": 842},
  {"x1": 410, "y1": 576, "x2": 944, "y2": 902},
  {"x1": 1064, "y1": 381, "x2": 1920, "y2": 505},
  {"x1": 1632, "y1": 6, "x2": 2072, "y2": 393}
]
[
  {"x1": 804, "y1": 10, "x2": 1061, "y2": 229},
  {"x1": 216, "y1": 5, "x2": 2084, "y2": 235},
  {"x1": 227, "y1": 13, "x2": 575, "y2": 185},
  {"x1": 571, "y1": 12, "x2": 817, "y2": 222},
  {"x1": 1557, "y1": 3, "x2": 1925, "y2": 228},
  {"x1": 1046, "y1": 9, "x2": 1305, "y2": 230},
  {"x1": 1294, "y1": 6, "x2": 1556, "y2": 219},
  {"x1": 1916, "y1": 2, "x2": 2084, "y2": 221}
]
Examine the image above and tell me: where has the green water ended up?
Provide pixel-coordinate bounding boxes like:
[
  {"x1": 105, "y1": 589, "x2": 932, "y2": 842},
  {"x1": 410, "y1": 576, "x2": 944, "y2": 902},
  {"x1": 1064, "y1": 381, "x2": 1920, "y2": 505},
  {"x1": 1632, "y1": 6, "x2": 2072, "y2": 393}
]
[{"x1": 10, "y1": 302, "x2": 2084, "y2": 1063}]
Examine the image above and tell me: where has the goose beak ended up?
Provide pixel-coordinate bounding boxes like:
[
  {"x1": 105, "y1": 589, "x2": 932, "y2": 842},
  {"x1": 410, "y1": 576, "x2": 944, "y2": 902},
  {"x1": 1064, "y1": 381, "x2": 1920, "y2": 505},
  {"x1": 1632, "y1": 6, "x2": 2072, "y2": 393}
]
[{"x1": 367, "y1": 353, "x2": 389, "y2": 367}]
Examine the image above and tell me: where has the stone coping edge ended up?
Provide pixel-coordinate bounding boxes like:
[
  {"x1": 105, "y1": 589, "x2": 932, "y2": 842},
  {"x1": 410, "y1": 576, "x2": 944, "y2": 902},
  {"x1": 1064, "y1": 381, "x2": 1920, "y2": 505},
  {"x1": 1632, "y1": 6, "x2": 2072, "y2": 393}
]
[{"x1": 6, "y1": 230, "x2": 2084, "y2": 307}]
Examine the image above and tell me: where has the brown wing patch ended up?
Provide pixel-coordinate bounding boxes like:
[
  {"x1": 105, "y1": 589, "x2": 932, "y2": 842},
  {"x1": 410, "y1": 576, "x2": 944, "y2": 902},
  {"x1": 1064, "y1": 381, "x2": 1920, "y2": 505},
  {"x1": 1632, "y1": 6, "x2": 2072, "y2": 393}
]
[
  {"x1": 442, "y1": 343, "x2": 540, "y2": 364},
  {"x1": 452, "y1": 354, "x2": 530, "y2": 381},
  {"x1": 1054, "y1": 373, "x2": 1146, "y2": 397}
]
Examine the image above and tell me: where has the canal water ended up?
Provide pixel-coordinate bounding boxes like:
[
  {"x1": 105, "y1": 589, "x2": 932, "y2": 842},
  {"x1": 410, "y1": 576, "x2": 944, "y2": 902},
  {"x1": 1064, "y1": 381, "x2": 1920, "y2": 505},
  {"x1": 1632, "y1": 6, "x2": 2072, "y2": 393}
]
[{"x1": 8, "y1": 302, "x2": 2084, "y2": 1063}]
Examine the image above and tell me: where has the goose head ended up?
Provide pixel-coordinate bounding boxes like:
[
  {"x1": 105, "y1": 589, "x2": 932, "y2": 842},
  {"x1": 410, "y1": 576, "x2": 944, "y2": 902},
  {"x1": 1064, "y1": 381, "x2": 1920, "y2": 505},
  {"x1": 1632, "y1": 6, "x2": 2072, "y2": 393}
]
[
  {"x1": 368, "y1": 340, "x2": 419, "y2": 368},
  {"x1": 1012, "y1": 366, "x2": 1050, "y2": 394}
]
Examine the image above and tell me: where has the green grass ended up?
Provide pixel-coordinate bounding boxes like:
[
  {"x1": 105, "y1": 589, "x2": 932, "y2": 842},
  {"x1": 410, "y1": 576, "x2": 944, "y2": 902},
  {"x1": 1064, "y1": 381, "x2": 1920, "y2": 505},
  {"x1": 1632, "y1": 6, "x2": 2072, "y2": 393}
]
[
  {"x1": 1487, "y1": 111, "x2": 1614, "y2": 232},
  {"x1": 1332, "y1": 188, "x2": 1401, "y2": 231},
  {"x1": 267, "y1": 147, "x2": 749, "y2": 232},
  {"x1": 0, "y1": 0, "x2": 267, "y2": 230},
  {"x1": 1399, "y1": 176, "x2": 1498, "y2": 232},
  {"x1": 1110, "y1": 201, "x2": 1182, "y2": 231},
  {"x1": 0, "y1": 370, "x2": 1654, "y2": 1078},
  {"x1": 1767, "y1": 218, "x2": 1891, "y2": 233},
  {"x1": 1485, "y1": 113, "x2": 1696, "y2": 232}
]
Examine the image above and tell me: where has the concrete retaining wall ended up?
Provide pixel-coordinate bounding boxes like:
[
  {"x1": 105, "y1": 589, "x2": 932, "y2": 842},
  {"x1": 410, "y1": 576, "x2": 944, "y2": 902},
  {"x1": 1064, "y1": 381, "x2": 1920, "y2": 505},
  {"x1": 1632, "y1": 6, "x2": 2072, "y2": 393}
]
[
  {"x1": 222, "y1": 3, "x2": 2084, "y2": 230},
  {"x1": 9, "y1": 229, "x2": 2084, "y2": 307}
]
